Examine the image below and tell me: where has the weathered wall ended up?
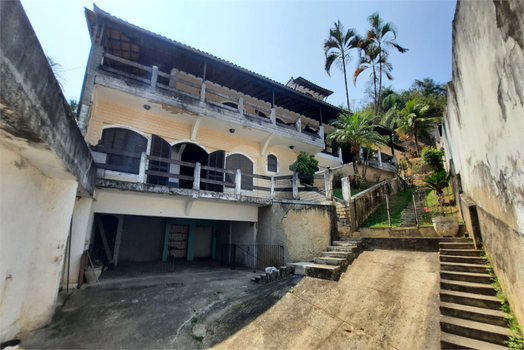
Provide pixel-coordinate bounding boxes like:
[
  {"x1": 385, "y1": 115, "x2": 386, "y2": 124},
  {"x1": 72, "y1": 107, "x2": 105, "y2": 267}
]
[
  {"x1": 330, "y1": 163, "x2": 396, "y2": 189},
  {"x1": 119, "y1": 215, "x2": 166, "y2": 262},
  {"x1": 444, "y1": 0, "x2": 524, "y2": 325},
  {"x1": 258, "y1": 203, "x2": 336, "y2": 263},
  {"x1": 0, "y1": 145, "x2": 77, "y2": 341},
  {"x1": 357, "y1": 225, "x2": 467, "y2": 238}
]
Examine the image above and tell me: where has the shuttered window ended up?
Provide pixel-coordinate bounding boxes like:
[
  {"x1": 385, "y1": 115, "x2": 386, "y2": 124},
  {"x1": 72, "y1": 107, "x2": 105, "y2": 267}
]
[
  {"x1": 267, "y1": 154, "x2": 277, "y2": 173},
  {"x1": 101, "y1": 128, "x2": 147, "y2": 174},
  {"x1": 225, "y1": 154, "x2": 253, "y2": 190}
]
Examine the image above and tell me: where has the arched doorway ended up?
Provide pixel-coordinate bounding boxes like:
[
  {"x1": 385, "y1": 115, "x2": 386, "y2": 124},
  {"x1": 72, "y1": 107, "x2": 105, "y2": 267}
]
[{"x1": 172, "y1": 142, "x2": 208, "y2": 189}]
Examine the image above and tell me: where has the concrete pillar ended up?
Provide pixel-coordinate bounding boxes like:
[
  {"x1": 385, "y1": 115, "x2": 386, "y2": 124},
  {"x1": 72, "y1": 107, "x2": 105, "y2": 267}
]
[
  {"x1": 151, "y1": 66, "x2": 158, "y2": 88},
  {"x1": 169, "y1": 68, "x2": 178, "y2": 88},
  {"x1": 238, "y1": 97, "x2": 244, "y2": 114},
  {"x1": 235, "y1": 169, "x2": 242, "y2": 195},
  {"x1": 200, "y1": 82, "x2": 206, "y2": 102},
  {"x1": 270, "y1": 108, "x2": 276, "y2": 125},
  {"x1": 193, "y1": 162, "x2": 201, "y2": 190},
  {"x1": 377, "y1": 150, "x2": 382, "y2": 167},
  {"x1": 341, "y1": 177, "x2": 351, "y2": 202},
  {"x1": 296, "y1": 118, "x2": 302, "y2": 133},
  {"x1": 270, "y1": 176, "x2": 275, "y2": 199},
  {"x1": 319, "y1": 125, "x2": 325, "y2": 140},
  {"x1": 292, "y1": 172, "x2": 298, "y2": 200},
  {"x1": 324, "y1": 169, "x2": 333, "y2": 200},
  {"x1": 138, "y1": 152, "x2": 147, "y2": 183}
]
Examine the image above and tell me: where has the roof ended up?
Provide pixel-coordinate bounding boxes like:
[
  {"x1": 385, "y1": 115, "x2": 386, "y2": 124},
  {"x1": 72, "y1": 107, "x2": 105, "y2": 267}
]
[
  {"x1": 290, "y1": 77, "x2": 334, "y2": 97},
  {"x1": 85, "y1": 5, "x2": 342, "y2": 124}
]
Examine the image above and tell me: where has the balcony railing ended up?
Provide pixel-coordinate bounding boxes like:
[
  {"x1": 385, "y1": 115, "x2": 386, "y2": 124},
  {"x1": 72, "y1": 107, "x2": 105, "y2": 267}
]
[
  {"x1": 100, "y1": 53, "x2": 324, "y2": 141},
  {"x1": 92, "y1": 146, "x2": 333, "y2": 201}
]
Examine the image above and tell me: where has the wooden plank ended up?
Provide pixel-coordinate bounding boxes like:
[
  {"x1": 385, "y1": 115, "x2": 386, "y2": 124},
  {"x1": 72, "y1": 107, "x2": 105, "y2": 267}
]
[
  {"x1": 243, "y1": 100, "x2": 271, "y2": 113},
  {"x1": 100, "y1": 66, "x2": 151, "y2": 84},
  {"x1": 200, "y1": 164, "x2": 235, "y2": 174},
  {"x1": 251, "y1": 174, "x2": 272, "y2": 180},
  {"x1": 199, "y1": 178, "x2": 235, "y2": 187},
  {"x1": 297, "y1": 174, "x2": 316, "y2": 179},
  {"x1": 95, "y1": 162, "x2": 138, "y2": 174},
  {"x1": 104, "y1": 52, "x2": 152, "y2": 72},
  {"x1": 155, "y1": 82, "x2": 201, "y2": 101},
  {"x1": 147, "y1": 155, "x2": 196, "y2": 168},
  {"x1": 95, "y1": 216, "x2": 113, "y2": 264},
  {"x1": 298, "y1": 187, "x2": 322, "y2": 192},
  {"x1": 251, "y1": 185, "x2": 271, "y2": 192},
  {"x1": 91, "y1": 145, "x2": 142, "y2": 158},
  {"x1": 205, "y1": 88, "x2": 239, "y2": 103},
  {"x1": 274, "y1": 175, "x2": 293, "y2": 180},
  {"x1": 274, "y1": 187, "x2": 293, "y2": 192},
  {"x1": 145, "y1": 170, "x2": 194, "y2": 181}
]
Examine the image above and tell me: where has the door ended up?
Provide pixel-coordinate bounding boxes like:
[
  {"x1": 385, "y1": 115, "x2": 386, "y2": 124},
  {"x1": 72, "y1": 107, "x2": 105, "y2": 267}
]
[
  {"x1": 194, "y1": 226, "x2": 213, "y2": 258},
  {"x1": 206, "y1": 150, "x2": 225, "y2": 192},
  {"x1": 168, "y1": 225, "x2": 189, "y2": 260},
  {"x1": 148, "y1": 135, "x2": 171, "y2": 186}
]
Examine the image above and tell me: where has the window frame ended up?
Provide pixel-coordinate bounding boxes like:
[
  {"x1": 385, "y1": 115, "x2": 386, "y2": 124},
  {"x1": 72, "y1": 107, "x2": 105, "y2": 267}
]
[
  {"x1": 224, "y1": 152, "x2": 255, "y2": 192},
  {"x1": 266, "y1": 153, "x2": 279, "y2": 174}
]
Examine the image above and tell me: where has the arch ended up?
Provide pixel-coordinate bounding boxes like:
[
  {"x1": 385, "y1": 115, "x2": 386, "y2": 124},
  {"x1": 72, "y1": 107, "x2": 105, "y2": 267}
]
[
  {"x1": 100, "y1": 127, "x2": 148, "y2": 174},
  {"x1": 225, "y1": 153, "x2": 254, "y2": 191},
  {"x1": 148, "y1": 135, "x2": 171, "y2": 186},
  {"x1": 266, "y1": 153, "x2": 278, "y2": 173},
  {"x1": 170, "y1": 139, "x2": 210, "y2": 154}
]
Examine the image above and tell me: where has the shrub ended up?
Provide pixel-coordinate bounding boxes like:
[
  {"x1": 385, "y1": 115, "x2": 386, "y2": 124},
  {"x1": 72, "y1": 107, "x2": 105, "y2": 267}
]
[
  {"x1": 289, "y1": 152, "x2": 319, "y2": 186},
  {"x1": 421, "y1": 146, "x2": 444, "y2": 172}
]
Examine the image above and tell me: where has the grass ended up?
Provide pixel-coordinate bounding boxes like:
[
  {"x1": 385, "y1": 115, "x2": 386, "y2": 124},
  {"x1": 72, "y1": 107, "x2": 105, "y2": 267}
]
[
  {"x1": 360, "y1": 187, "x2": 417, "y2": 227},
  {"x1": 480, "y1": 247, "x2": 524, "y2": 349},
  {"x1": 333, "y1": 180, "x2": 383, "y2": 200}
]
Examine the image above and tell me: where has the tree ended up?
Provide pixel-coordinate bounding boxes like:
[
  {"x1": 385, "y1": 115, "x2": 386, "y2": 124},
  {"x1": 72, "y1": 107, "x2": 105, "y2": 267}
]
[
  {"x1": 422, "y1": 170, "x2": 450, "y2": 197},
  {"x1": 353, "y1": 43, "x2": 381, "y2": 116},
  {"x1": 47, "y1": 56, "x2": 65, "y2": 92},
  {"x1": 69, "y1": 99, "x2": 78, "y2": 115},
  {"x1": 289, "y1": 152, "x2": 319, "y2": 186},
  {"x1": 411, "y1": 78, "x2": 446, "y2": 97},
  {"x1": 421, "y1": 146, "x2": 444, "y2": 172},
  {"x1": 362, "y1": 12, "x2": 408, "y2": 115},
  {"x1": 324, "y1": 20, "x2": 360, "y2": 113},
  {"x1": 327, "y1": 111, "x2": 388, "y2": 177},
  {"x1": 395, "y1": 99, "x2": 440, "y2": 155}
]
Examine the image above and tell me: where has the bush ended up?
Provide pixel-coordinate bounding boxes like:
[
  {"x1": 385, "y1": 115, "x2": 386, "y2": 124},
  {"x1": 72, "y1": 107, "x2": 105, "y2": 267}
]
[
  {"x1": 421, "y1": 146, "x2": 444, "y2": 172},
  {"x1": 289, "y1": 152, "x2": 319, "y2": 186}
]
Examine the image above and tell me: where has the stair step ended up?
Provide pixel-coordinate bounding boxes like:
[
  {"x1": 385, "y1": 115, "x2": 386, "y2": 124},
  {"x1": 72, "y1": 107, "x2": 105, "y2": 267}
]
[
  {"x1": 306, "y1": 264, "x2": 340, "y2": 281},
  {"x1": 440, "y1": 249, "x2": 482, "y2": 257},
  {"x1": 440, "y1": 315, "x2": 510, "y2": 346},
  {"x1": 440, "y1": 262, "x2": 490, "y2": 274},
  {"x1": 440, "y1": 302, "x2": 507, "y2": 327},
  {"x1": 440, "y1": 279, "x2": 497, "y2": 296},
  {"x1": 440, "y1": 271, "x2": 493, "y2": 284},
  {"x1": 440, "y1": 332, "x2": 508, "y2": 350},
  {"x1": 314, "y1": 257, "x2": 347, "y2": 266},
  {"x1": 333, "y1": 241, "x2": 357, "y2": 246},
  {"x1": 321, "y1": 251, "x2": 351, "y2": 259},
  {"x1": 440, "y1": 255, "x2": 485, "y2": 264},
  {"x1": 440, "y1": 290, "x2": 502, "y2": 310},
  {"x1": 327, "y1": 245, "x2": 354, "y2": 252},
  {"x1": 440, "y1": 243, "x2": 476, "y2": 250}
]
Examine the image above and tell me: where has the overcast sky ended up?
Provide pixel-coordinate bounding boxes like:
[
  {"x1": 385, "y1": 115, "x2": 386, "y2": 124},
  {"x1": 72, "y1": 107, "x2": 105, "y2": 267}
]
[{"x1": 21, "y1": 0, "x2": 457, "y2": 109}]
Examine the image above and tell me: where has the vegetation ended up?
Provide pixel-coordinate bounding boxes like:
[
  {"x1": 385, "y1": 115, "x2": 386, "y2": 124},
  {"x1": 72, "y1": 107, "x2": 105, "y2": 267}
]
[
  {"x1": 395, "y1": 99, "x2": 440, "y2": 155},
  {"x1": 47, "y1": 56, "x2": 65, "y2": 92},
  {"x1": 421, "y1": 146, "x2": 444, "y2": 172},
  {"x1": 324, "y1": 20, "x2": 361, "y2": 112},
  {"x1": 327, "y1": 111, "x2": 387, "y2": 178},
  {"x1": 289, "y1": 152, "x2": 318, "y2": 186},
  {"x1": 360, "y1": 187, "x2": 416, "y2": 227},
  {"x1": 480, "y1": 248, "x2": 524, "y2": 349}
]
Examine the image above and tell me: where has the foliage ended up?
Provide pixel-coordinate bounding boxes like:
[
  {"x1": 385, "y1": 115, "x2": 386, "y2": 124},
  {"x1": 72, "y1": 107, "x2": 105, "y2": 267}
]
[
  {"x1": 324, "y1": 20, "x2": 360, "y2": 112},
  {"x1": 397, "y1": 159, "x2": 409, "y2": 177},
  {"x1": 360, "y1": 187, "x2": 416, "y2": 227},
  {"x1": 289, "y1": 152, "x2": 319, "y2": 186},
  {"x1": 422, "y1": 170, "x2": 450, "y2": 196},
  {"x1": 47, "y1": 56, "x2": 65, "y2": 92},
  {"x1": 395, "y1": 99, "x2": 440, "y2": 155},
  {"x1": 411, "y1": 78, "x2": 446, "y2": 98},
  {"x1": 69, "y1": 99, "x2": 78, "y2": 116},
  {"x1": 421, "y1": 146, "x2": 444, "y2": 172},
  {"x1": 327, "y1": 111, "x2": 388, "y2": 178}
]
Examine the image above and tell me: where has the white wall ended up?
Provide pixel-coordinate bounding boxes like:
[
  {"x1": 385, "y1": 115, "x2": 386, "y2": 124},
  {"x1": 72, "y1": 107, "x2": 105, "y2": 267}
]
[{"x1": 0, "y1": 145, "x2": 77, "y2": 341}]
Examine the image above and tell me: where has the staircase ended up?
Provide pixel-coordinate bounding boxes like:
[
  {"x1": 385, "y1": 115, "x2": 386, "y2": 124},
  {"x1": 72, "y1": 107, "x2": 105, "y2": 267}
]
[
  {"x1": 305, "y1": 238, "x2": 362, "y2": 281},
  {"x1": 399, "y1": 191, "x2": 426, "y2": 226},
  {"x1": 439, "y1": 239, "x2": 512, "y2": 349}
]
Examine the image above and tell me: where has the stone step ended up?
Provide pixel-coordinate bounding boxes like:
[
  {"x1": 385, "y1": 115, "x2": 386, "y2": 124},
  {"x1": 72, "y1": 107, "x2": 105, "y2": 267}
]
[
  {"x1": 440, "y1": 290, "x2": 502, "y2": 310},
  {"x1": 440, "y1": 302, "x2": 507, "y2": 327},
  {"x1": 440, "y1": 255, "x2": 484, "y2": 265},
  {"x1": 440, "y1": 315, "x2": 511, "y2": 346},
  {"x1": 440, "y1": 262, "x2": 490, "y2": 274},
  {"x1": 440, "y1": 249, "x2": 482, "y2": 257},
  {"x1": 440, "y1": 271, "x2": 493, "y2": 284},
  {"x1": 314, "y1": 256, "x2": 347, "y2": 266},
  {"x1": 327, "y1": 245, "x2": 353, "y2": 253},
  {"x1": 321, "y1": 251, "x2": 352, "y2": 259},
  {"x1": 306, "y1": 264, "x2": 341, "y2": 281},
  {"x1": 440, "y1": 242, "x2": 476, "y2": 250},
  {"x1": 333, "y1": 241, "x2": 358, "y2": 246},
  {"x1": 440, "y1": 332, "x2": 508, "y2": 350},
  {"x1": 440, "y1": 279, "x2": 497, "y2": 297},
  {"x1": 339, "y1": 237, "x2": 363, "y2": 242}
]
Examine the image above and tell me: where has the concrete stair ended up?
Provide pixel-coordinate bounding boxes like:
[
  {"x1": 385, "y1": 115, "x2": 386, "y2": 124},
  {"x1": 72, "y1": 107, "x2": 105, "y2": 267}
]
[
  {"x1": 398, "y1": 194, "x2": 425, "y2": 227},
  {"x1": 439, "y1": 239, "x2": 512, "y2": 349},
  {"x1": 305, "y1": 238, "x2": 362, "y2": 281}
]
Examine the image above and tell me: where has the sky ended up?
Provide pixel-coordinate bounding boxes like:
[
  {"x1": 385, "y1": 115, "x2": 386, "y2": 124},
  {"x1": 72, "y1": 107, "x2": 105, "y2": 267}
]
[{"x1": 21, "y1": 0, "x2": 457, "y2": 110}]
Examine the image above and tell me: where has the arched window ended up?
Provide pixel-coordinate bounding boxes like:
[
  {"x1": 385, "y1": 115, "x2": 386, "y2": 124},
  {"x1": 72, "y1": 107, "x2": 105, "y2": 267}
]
[
  {"x1": 225, "y1": 154, "x2": 253, "y2": 190},
  {"x1": 100, "y1": 128, "x2": 147, "y2": 174},
  {"x1": 267, "y1": 154, "x2": 277, "y2": 173}
]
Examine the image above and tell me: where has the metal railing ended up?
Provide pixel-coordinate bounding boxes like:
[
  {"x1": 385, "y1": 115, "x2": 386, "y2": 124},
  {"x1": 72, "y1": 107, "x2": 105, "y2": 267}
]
[{"x1": 220, "y1": 244, "x2": 285, "y2": 271}]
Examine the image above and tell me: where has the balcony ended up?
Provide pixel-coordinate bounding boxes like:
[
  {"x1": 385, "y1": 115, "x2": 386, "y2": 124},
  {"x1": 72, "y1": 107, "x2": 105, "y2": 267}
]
[
  {"x1": 95, "y1": 52, "x2": 326, "y2": 152},
  {"x1": 92, "y1": 146, "x2": 333, "y2": 205}
]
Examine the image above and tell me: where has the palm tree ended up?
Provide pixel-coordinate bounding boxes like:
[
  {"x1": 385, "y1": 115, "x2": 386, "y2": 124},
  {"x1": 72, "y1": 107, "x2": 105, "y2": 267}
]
[
  {"x1": 364, "y1": 12, "x2": 408, "y2": 113},
  {"x1": 324, "y1": 20, "x2": 360, "y2": 113},
  {"x1": 395, "y1": 99, "x2": 439, "y2": 155},
  {"x1": 46, "y1": 56, "x2": 66, "y2": 92},
  {"x1": 327, "y1": 111, "x2": 388, "y2": 176}
]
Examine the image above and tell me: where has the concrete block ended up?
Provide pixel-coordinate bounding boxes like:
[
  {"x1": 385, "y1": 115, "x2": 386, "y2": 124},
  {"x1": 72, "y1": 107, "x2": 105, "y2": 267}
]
[{"x1": 288, "y1": 262, "x2": 314, "y2": 276}]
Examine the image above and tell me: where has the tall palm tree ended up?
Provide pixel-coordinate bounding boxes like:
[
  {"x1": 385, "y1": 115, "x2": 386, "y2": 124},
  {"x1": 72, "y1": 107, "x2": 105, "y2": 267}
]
[
  {"x1": 364, "y1": 12, "x2": 408, "y2": 113},
  {"x1": 46, "y1": 55, "x2": 66, "y2": 92},
  {"x1": 395, "y1": 99, "x2": 439, "y2": 155},
  {"x1": 324, "y1": 20, "x2": 360, "y2": 113},
  {"x1": 327, "y1": 111, "x2": 388, "y2": 176}
]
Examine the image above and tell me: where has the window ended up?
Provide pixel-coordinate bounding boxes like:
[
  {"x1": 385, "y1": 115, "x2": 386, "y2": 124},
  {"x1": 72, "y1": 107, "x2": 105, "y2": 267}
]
[
  {"x1": 100, "y1": 128, "x2": 147, "y2": 174},
  {"x1": 267, "y1": 154, "x2": 277, "y2": 173},
  {"x1": 225, "y1": 154, "x2": 253, "y2": 190}
]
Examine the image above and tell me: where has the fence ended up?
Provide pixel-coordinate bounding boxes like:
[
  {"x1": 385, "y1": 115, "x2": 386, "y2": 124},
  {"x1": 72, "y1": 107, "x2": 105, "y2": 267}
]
[
  {"x1": 352, "y1": 178, "x2": 399, "y2": 228},
  {"x1": 220, "y1": 244, "x2": 285, "y2": 271}
]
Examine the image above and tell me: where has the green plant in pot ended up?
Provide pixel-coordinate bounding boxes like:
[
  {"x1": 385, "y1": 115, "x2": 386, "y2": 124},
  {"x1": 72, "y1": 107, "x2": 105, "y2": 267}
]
[{"x1": 422, "y1": 170, "x2": 459, "y2": 237}]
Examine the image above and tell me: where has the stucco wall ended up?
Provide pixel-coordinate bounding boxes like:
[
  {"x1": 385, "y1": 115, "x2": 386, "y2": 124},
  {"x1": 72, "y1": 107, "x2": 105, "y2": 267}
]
[
  {"x1": 0, "y1": 145, "x2": 77, "y2": 341},
  {"x1": 257, "y1": 203, "x2": 336, "y2": 263},
  {"x1": 444, "y1": 0, "x2": 524, "y2": 325}
]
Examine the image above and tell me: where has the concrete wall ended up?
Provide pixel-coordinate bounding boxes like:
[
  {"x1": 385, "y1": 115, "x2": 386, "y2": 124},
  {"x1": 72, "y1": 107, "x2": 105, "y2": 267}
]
[
  {"x1": 356, "y1": 225, "x2": 467, "y2": 238},
  {"x1": 118, "y1": 215, "x2": 167, "y2": 262},
  {"x1": 258, "y1": 203, "x2": 336, "y2": 263},
  {"x1": 330, "y1": 163, "x2": 396, "y2": 189},
  {"x1": 443, "y1": 0, "x2": 524, "y2": 325},
  {"x1": 0, "y1": 145, "x2": 77, "y2": 341}
]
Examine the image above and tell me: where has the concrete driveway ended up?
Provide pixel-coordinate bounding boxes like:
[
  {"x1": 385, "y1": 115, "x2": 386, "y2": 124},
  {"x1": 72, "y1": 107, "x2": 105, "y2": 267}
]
[{"x1": 17, "y1": 250, "x2": 440, "y2": 349}]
